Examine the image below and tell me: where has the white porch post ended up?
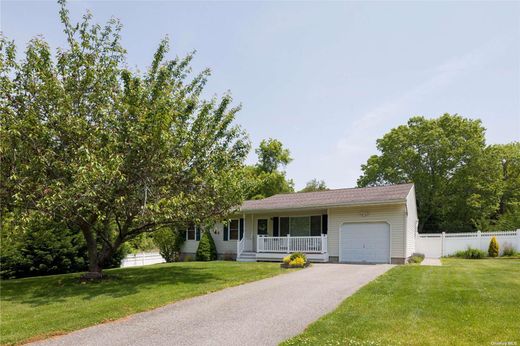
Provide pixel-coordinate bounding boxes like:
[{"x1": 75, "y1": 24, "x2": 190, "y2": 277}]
[
  {"x1": 441, "y1": 232, "x2": 446, "y2": 257},
  {"x1": 287, "y1": 234, "x2": 290, "y2": 253},
  {"x1": 243, "y1": 213, "x2": 246, "y2": 241}
]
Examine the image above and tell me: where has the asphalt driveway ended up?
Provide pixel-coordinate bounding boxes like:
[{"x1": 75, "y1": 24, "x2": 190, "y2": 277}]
[{"x1": 33, "y1": 263, "x2": 393, "y2": 346}]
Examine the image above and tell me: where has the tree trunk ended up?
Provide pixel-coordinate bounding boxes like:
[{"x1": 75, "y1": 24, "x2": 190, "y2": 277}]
[{"x1": 81, "y1": 227, "x2": 103, "y2": 280}]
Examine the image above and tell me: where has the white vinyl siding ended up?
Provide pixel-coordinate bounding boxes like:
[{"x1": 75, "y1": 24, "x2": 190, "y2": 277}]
[
  {"x1": 328, "y1": 204, "x2": 407, "y2": 259},
  {"x1": 181, "y1": 222, "x2": 238, "y2": 255}
]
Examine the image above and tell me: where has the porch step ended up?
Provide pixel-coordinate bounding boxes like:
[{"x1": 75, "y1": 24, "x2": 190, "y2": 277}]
[{"x1": 237, "y1": 252, "x2": 257, "y2": 262}]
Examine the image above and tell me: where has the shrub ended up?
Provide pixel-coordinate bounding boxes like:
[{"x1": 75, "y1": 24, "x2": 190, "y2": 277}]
[
  {"x1": 453, "y1": 247, "x2": 486, "y2": 259},
  {"x1": 283, "y1": 255, "x2": 291, "y2": 264},
  {"x1": 488, "y1": 236, "x2": 499, "y2": 257},
  {"x1": 502, "y1": 243, "x2": 517, "y2": 257},
  {"x1": 289, "y1": 252, "x2": 307, "y2": 262},
  {"x1": 408, "y1": 253, "x2": 425, "y2": 264},
  {"x1": 0, "y1": 215, "x2": 127, "y2": 280},
  {"x1": 153, "y1": 227, "x2": 184, "y2": 262},
  {"x1": 289, "y1": 257, "x2": 306, "y2": 267},
  {"x1": 196, "y1": 231, "x2": 217, "y2": 261}
]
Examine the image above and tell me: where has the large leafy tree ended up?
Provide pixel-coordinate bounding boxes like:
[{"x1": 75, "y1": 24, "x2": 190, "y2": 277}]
[
  {"x1": 245, "y1": 139, "x2": 294, "y2": 199},
  {"x1": 299, "y1": 179, "x2": 328, "y2": 193},
  {"x1": 1, "y1": 2, "x2": 249, "y2": 277},
  {"x1": 255, "y1": 138, "x2": 292, "y2": 173},
  {"x1": 488, "y1": 142, "x2": 520, "y2": 230},
  {"x1": 357, "y1": 114, "x2": 503, "y2": 233}
]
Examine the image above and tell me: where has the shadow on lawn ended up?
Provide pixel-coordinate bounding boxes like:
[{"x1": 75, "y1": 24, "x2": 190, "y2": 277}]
[{"x1": 0, "y1": 263, "x2": 223, "y2": 307}]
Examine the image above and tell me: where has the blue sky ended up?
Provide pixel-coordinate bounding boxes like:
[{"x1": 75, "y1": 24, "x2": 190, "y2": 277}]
[{"x1": 2, "y1": 1, "x2": 519, "y2": 189}]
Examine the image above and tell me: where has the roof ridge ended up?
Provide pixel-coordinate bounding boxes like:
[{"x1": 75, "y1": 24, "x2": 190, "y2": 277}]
[{"x1": 264, "y1": 182, "x2": 414, "y2": 198}]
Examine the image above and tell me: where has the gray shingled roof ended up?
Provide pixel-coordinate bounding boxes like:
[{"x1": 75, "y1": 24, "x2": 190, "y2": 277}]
[{"x1": 240, "y1": 183, "x2": 413, "y2": 212}]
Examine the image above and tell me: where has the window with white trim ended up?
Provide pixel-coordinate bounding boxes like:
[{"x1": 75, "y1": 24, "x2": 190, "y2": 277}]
[
  {"x1": 279, "y1": 215, "x2": 322, "y2": 236},
  {"x1": 186, "y1": 224, "x2": 199, "y2": 240}
]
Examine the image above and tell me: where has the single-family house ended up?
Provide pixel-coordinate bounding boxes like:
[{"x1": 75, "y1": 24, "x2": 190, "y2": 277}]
[{"x1": 181, "y1": 183, "x2": 418, "y2": 264}]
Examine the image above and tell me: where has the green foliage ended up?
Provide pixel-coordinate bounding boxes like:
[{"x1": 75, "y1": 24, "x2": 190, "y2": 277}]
[
  {"x1": 153, "y1": 227, "x2": 185, "y2": 262},
  {"x1": 245, "y1": 167, "x2": 294, "y2": 200},
  {"x1": 488, "y1": 236, "x2": 499, "y2": 257},
  {"x1": 357, "y1": 114, "x2": 511, "y2": 232},
  {"x1": 255, "y1": 138, "x2": 292, "y2": 173},
  {"x1": 408, "y1": 253, "x2": 425, "y2": 264},
  {"x1": 1, "y1": 2, "x2": 249, "y2": 274},
  {"x1": 244, "y1": 139, "x2": 294, "y2": 199},
  {"x1": 453, "y1": 247, "x2": 486, "y2": 259},
  {"x1": 299, "y1": 179, "x2": 328, "y2": 193},
  {"x1": 502, "y1": 243, "x2": 517, "y2": 257},
  {"x1": 127, "y1": 233, "x2": 157, "y2": 253},
  {"x1": 196, "y1": 231, "x2": 217, "y2": 261},
  {"x1": 495, "y1": 208, "x2": 520, "y2": 230},
  {"x1": 0, "y1": 212, "x2": 125, "y2": 279}
]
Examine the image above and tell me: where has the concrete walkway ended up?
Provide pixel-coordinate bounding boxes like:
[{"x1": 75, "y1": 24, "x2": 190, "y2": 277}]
[
  {"x1": 421, "y1": 258, "x2": 442, "y2": 266},
  {"x1": 33, "y1": 263, "x2": 392, "y2": 346}
]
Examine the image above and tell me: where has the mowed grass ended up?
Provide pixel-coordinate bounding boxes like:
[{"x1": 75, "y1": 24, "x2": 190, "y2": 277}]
[
  {"x1": 283, "y1": 258, "x2": 520, "y2": 346},
  {"x1": 0, "y1": 261, "x2": 287, "y2": 345}
]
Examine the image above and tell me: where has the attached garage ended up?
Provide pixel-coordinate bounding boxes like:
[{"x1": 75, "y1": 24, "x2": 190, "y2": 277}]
[{"x1": 340, "y1": 223, "x2": 390, "y2": 263}]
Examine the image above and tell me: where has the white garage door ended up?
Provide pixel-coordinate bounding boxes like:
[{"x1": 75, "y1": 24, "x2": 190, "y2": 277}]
[{"x1": 340, "y1": 223, "x2": 390, "y2": 263}]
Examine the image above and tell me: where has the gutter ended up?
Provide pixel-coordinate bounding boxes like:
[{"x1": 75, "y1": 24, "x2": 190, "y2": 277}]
[{"x1": 239, "y1": 198, "x2": 407, "y2": 214}]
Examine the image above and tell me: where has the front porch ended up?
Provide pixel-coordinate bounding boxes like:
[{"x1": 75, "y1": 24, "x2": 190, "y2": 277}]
[{"x1": 236, "y1": 235, "x2": 329, "y2": 262}]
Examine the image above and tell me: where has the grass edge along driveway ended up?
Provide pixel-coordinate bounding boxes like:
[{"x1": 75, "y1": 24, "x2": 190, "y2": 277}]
[
  {"x1": 282, "y1": 258, "x2": 520, "y2": 346},
  {"x1": 1, "y1": 261, "x2": 290, "y2": 345}
]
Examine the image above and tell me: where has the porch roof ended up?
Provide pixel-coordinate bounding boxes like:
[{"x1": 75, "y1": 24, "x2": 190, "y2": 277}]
[{"x1": 240, "y1": 183, "x2": 413, "y2": 212}]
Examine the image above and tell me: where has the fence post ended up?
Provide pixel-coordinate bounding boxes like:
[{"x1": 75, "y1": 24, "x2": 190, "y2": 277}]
[
  {"x1": 517, "y1": 229, "x2": 520, "y2": 251},
  {"x1": 477, "y1": 230, "x2": 482, "y2": 251},
  {"x1": 441, "y1": 232, "x2": 445, "y2": 257},
  {"x1": 287, "y1": 234, "x2": 291, "y2": 253}
]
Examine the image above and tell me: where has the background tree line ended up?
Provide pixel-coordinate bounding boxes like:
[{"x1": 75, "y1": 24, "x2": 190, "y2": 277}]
[{"x1": 357, "y1": 114, "x2": 519, "y2": 233}]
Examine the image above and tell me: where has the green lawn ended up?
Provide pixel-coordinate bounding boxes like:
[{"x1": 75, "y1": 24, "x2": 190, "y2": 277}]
[
  {"x1": 0, "y1": 261, "x2": 286, "y2": 345},
  {"x1": 283, "y1": 258, "x2": 520, "y2": 346}
]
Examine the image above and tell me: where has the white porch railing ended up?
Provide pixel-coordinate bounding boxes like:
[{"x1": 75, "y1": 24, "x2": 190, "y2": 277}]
[
  {"x1": 237, "y1": 233, "x2": 246, "y2": 258},
  {"x1": 257, "y1": 235, "x2": 327, "y2": 254}
]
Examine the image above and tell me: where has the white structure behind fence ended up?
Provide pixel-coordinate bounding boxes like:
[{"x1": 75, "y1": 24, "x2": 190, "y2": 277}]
[
  {"x1": 416, "y1": 230, "x2": 520, "y2": 258},
  {"x1": 121, "y1": 252, "x2": 165, "y2": 268}
]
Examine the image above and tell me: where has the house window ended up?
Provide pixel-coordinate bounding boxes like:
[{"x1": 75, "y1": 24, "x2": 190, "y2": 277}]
[
  {"x1": 186, "y1": 224, "x2": 199, "y2": 240},
  {"x1": 290, "y1": 217, "x2": 310, "y2": 236},
  {"x1": 257, "y1": 219, "x2": 268, "y2": 235},
  {"x1": 229, "y1": 219, "x2": 239, "y2": 240},
  {"x1": 278, "y1": 216, "x2": 322, "y2": 236},
  {"x1": 311, "y1": 215, "x2": 322, "y2": 236},
  {"x1": 280, "y1": 217, "x2": 290, "y2": 236}
]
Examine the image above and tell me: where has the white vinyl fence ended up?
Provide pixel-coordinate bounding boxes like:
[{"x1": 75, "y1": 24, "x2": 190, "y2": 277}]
[
  {"x1": 120, "y1": 252, "x2": 165, "y2": 268},
  {"x1": 416, "y1": 230, "x2": 520, "y2": 258}
]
